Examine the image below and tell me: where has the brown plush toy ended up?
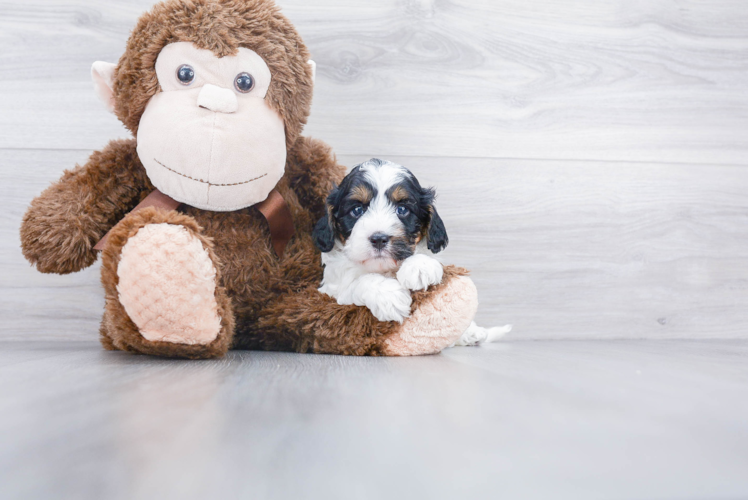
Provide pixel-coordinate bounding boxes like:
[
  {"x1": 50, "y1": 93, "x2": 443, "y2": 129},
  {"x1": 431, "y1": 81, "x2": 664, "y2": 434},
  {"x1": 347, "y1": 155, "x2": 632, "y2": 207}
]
[{"x1": 19, "y1": 0, "x2": 479, "y2": 359}]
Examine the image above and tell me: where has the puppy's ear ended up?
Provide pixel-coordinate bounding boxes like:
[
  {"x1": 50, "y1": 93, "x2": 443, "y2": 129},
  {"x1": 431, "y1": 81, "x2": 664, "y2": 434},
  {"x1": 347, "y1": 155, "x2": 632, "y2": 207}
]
[
  {"x1": 426, "y1": 206, "x2": 449, "y2": 253},
  {"x1": 313, "y1": 187, "x2": 339, "y2": 252},
  {"x1": 313, "y1": 214, "x2": 336, "y2": 252}
]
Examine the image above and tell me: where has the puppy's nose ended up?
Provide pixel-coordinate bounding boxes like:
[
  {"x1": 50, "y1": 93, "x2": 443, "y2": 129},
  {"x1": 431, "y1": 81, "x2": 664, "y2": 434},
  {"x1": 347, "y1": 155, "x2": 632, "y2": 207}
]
[
  {"x1": 197, "y1": 84, "x2": 238, "y2": 113},
  {"x1": 369, "y1": 233, "x2": 390, "y2": 250}
]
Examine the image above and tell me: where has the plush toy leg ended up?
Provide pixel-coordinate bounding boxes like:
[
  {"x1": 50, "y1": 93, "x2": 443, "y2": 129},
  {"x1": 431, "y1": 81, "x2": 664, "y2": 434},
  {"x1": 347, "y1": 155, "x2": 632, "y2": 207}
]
[
  {"x1": 254, "y1": 265, "x2": 476, "y2": 356},
  {"x1": 99, "y1": 207, "x2": 235, "y2": 359},
  {"x1": 383, "y1": 273, "x2": 478, "y2": 356}
]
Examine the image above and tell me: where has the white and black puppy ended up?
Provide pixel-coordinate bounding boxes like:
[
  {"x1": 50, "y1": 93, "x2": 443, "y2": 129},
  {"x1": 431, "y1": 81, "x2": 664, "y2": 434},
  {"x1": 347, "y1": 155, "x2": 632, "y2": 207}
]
[{"x1": 313, "y1": 158, "x2": 510, "y2": 345}]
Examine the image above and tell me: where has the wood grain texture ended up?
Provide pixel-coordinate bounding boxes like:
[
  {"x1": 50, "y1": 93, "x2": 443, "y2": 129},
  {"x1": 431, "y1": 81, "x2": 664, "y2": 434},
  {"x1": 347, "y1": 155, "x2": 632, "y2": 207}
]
[
  {"x1": 2, "y1": 0, "x2": 748, "y2": 340},
  {"x1": 1, "y1": 340, "x2": 747, "y2": 500},
  {"x1": 0, "y1": 0, "x2": 747, "y2": 163},
  {"x1": 4, "y1": 149, "x2": 748, "y2": 341}
]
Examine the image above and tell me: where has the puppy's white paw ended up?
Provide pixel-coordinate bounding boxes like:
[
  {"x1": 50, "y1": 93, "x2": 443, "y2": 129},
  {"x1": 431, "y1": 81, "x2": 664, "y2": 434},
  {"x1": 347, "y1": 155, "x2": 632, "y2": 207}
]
[
  {"x1": 341, "y1": 273, "x2": 412, "y2": 323},
  {"x1": 367, "y1": 285, "x2": 412, "y2": 323},
  {"x1": 397, "y1": 254, "x2": 444, "y2": 291}
]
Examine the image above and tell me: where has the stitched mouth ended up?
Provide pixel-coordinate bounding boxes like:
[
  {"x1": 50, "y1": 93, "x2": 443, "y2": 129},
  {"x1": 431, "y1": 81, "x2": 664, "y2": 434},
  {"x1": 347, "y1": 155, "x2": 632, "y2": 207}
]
[{"x1": 154, "y1": 159, "x2": 268, "y2": 187}]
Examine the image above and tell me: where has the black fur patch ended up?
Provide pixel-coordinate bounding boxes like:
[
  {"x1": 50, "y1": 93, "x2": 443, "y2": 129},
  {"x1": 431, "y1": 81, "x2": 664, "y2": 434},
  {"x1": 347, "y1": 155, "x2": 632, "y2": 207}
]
[
  {"x1": 313, "y1": 165, "x2": 378, "y2": 252},
  {"x1": 384, "y1": 168, "x2": 448, "y2": 254},
  {"x1": 426, "y1": 207, "x2": 448, "y2": 253}
]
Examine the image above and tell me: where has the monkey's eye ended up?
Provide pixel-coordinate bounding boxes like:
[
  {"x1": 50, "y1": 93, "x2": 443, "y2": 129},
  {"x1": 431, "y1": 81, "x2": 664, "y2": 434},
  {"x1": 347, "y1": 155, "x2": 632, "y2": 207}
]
[
  {"x1": 176, "y1": 64, "x2": 195, "y2": 85},
  {"x1": 396, "y1": 205, "x2": 410, "y2": 216},
  {"x1": 234, "y1": 72, "x2": 255, "y2": 93},
  {"x1": 350, "y1": 205, "x2": 365, "y2": 218}
]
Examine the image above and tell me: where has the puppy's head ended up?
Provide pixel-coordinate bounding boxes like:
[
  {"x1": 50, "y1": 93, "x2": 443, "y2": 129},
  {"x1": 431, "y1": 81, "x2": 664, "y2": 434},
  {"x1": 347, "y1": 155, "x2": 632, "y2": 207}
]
[{"x1": 313, "y1": 158, "x2": 448, "y2": 273}]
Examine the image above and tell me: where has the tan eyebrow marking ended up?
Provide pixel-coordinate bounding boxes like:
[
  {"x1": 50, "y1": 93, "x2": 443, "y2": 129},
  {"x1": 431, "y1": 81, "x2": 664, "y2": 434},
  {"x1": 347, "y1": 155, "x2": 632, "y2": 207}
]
[
  {"x1": 389, "y1": 185, "x2": 409, "y2": 203},
  {"x1": 350, "y1": 185, "x2": 374, "y2": 204}
]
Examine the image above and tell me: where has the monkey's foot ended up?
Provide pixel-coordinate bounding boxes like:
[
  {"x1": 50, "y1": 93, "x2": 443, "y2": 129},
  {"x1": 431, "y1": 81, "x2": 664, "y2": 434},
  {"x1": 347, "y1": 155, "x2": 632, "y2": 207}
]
[
  {"x1": 100, "y1": 208, "x2": 234, "y2": 359},
  {"x1": 383, "y1": 275, "x2": 478, "y2": 356},
  {"x1": 116, "y1": 223, "x2": 222, "y2": 345}
]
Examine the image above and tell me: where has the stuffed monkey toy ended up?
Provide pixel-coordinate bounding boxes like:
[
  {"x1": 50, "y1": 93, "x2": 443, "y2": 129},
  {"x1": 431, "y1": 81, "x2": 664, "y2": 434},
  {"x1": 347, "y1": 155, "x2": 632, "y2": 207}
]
[{"x1": 19, "y1": 0, "x2": 479, "y2": 359}]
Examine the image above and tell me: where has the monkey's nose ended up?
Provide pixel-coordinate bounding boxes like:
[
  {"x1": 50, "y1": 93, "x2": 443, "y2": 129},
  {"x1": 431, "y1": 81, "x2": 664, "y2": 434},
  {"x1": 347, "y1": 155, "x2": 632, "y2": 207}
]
[{"x1": 197, "y1": 84, "x2": 238, "y2": 114}]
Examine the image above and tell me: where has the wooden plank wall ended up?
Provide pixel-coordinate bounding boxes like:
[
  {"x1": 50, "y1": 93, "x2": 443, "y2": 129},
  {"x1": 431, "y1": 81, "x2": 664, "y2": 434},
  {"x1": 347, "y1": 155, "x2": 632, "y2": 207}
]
[{"x1": 1, "y1": 0, "x2": 747, "y2": 340}]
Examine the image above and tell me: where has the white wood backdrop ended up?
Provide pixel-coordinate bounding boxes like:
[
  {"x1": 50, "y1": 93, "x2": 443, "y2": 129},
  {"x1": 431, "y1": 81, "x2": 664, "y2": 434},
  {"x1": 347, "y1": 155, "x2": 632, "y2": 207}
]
[{"x1": 2, "y1": 0, "x2": 748, "y2": 340}]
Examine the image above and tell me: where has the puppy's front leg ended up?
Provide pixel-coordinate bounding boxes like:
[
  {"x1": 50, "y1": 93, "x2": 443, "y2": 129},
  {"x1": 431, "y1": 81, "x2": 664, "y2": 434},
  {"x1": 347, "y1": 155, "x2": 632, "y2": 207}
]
[
  {"x1": 337, "y1": 274, "x2": 412, "y2": 323},
  {"x1": 397, "y1": 254, "x2": 444, "y2": 291}
]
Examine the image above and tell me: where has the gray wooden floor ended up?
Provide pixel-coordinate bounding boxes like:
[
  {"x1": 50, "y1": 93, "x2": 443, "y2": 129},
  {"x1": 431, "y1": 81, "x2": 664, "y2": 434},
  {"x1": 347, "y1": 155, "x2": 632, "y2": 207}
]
[
  {"x1": 2, "y1": 340, "x2": 748, "y2": 500},
  {"x1": 2, "y1": 1, "x2": 748, "y2": 498}
]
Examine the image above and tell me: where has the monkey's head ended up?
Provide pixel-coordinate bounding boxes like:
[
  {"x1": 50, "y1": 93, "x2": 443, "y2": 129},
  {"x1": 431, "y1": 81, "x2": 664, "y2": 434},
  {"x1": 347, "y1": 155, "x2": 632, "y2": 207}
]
[{"x1": 92, "y1": 0, "x2": 315, "y2": 211}]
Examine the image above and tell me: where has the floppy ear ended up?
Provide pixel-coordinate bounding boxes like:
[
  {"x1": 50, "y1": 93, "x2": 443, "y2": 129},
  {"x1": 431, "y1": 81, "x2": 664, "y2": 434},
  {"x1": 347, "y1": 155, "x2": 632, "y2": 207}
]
[
  {"x1": 313, "y1": 214, "x2": 336, "y2": 253},
  {"x1": 91, "y1": 61, "x2": 117, "y2": 114},
  {"x1": 426, "y1": 206, "x2": 449, "y2": 253},
  {"x1": 313, "y1": 186, "x2": 339, "y2": 252}
]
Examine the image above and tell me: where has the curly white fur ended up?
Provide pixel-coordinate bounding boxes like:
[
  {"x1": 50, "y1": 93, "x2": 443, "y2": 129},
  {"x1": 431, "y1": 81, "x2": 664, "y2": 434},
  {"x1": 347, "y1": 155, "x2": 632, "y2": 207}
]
[{"x1": 320, "y1": 242, "x2": 441, "y2": 323}]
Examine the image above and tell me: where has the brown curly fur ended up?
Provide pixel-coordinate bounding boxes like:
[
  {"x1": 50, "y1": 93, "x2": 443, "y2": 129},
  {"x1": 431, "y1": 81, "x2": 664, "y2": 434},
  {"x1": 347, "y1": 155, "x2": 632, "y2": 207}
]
[
  {"x1": 20, "y1": 139, "x2": 153, "y2": 274},
  {"x1": 19, "y1": 0, "x2": 467, "y2": 359}
]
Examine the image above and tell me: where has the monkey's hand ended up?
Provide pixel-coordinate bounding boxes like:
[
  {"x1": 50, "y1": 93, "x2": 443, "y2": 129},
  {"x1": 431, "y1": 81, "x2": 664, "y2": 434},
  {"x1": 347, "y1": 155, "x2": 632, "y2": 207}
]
[
  {"x1": 20, "y1": 139, "x2": 152, "y2": 274},
  {"x1": 286, "y1": 136, "x2": 347, "y2": 220},
  {"x1": 397, "y1": 254, "x2": 444, "y2": 291}
]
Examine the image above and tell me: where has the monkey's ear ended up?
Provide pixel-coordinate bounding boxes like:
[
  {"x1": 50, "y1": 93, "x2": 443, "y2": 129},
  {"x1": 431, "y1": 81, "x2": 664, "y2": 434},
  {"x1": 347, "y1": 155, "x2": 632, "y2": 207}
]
[
  {"x1": 313, "y1": 213, "x2": 336, "y2": 253},
  {"x1": 426, "y1": 206, "x2": 449, "y2": 254},
  {"x1": 308, "y1": 60, "x2": 316, "y2": 84},
  {"x1": 91, "y1": 61, "x2": 117, "y2": 114}
]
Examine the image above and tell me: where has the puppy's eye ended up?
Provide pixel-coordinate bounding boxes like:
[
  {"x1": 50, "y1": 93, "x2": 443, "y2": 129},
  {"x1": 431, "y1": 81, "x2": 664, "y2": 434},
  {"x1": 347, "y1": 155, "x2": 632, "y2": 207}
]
[
  {"x1": 396, "y1": 205, "x2": 410, "y2": 216},
  {"x1": 350, "y1": 206, "x2": 365, "y2": 218},
  {"x1": 176, "y1": 64, "x2": 195, "y2": 85},
  {"x1": 235, "y1": 72, "x2": 255, "y2": 93}
]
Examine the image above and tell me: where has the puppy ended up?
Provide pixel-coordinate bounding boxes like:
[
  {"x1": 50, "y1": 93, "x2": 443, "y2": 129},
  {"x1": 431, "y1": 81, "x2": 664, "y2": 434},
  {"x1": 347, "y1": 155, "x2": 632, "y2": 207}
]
[{"x1": 313, "y1": 158, "x2": 511, "y2": 346}]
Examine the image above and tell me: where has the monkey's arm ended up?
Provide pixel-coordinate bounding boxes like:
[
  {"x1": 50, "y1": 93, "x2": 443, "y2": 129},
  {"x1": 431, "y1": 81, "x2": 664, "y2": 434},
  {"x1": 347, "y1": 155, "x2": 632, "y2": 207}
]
[
  {"x1": 285, "y1": 136, "x2": 346, "y2": 220},
  {"x1": 20, "y1": 138, "x2": 153, "y2": 274},
  {"x1": 250, "y1": 266, "x2": 476, "y2": 356}
]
